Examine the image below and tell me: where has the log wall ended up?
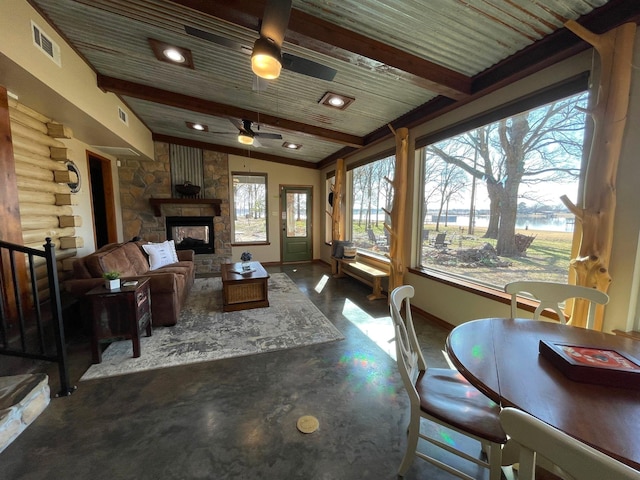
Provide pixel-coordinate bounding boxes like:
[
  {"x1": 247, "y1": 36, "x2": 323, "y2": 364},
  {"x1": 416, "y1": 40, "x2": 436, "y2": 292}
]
[{"x1": 8, "y1": 99, "x2": 83, "y2": 295}]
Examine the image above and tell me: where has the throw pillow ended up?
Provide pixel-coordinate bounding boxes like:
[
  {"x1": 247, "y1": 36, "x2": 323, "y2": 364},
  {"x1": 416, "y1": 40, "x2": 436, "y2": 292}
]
[
  {"x1": 167, "y1": 240, "x2": 179, "y2": 263},
  {"x1": 142, "y1": 240, "x2": 178, "y2": 271}
]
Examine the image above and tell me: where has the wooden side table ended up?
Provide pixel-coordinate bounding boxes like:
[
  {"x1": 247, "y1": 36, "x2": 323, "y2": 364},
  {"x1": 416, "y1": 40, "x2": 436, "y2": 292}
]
[{"x1": 85, "y1": 277, "x2": 152, "y2": 364}]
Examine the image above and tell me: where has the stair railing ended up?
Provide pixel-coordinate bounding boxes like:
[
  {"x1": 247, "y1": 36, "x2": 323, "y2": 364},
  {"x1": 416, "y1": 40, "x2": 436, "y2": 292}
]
[{"x1": 0, "y1": 238, "x2": 75, "y2": 396}]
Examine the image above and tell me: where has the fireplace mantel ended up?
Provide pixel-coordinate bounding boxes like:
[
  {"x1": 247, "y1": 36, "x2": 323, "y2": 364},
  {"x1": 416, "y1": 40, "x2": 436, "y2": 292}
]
[{"x1": 149, "y1": 198, "x2": 222, "y2": 216}]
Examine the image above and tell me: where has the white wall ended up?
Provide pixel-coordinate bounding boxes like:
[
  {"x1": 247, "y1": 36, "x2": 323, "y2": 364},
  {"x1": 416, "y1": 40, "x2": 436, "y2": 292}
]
[
  {"x1": 228, "y1": 155, "x2": 322, "y2": 263},
  {"x1": 0, "y1": 1, "x2": 154, "y2": 159},
  {"x1": 59, "y1": 138, "x2": 123, "y2": 256},
  {"x1": 0, "y1": 0, "x2": 155, "y2": 254}
]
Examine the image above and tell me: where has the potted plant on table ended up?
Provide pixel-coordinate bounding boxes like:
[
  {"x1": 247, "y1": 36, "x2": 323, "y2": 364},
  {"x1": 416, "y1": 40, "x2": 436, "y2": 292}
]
[
  {"x1": 240, "y1": 251, "x2": 252, "y2": 271},
  {"x1": 103, "y1": 271, "x2": 121, "y2": 290}
]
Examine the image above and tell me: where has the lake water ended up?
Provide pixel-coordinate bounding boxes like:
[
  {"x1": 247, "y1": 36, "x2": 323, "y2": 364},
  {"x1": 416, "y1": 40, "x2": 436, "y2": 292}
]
[
  {"x1": 362, "y1": 212, "x2": 574, "y2": 232},
  {"x1": 432, "y1": 215, "x2": 574, "y2": 232}
]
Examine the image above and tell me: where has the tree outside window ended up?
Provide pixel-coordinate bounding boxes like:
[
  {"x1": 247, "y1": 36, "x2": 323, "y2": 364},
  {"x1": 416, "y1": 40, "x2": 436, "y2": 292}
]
[
  {"x1": 350, "y1": 155, "x2": 395, "y2": 254},
  {"x1": 233, "y1": 173, "x2": 267, "y2": 243},
  {"x1": 419, "y1": 91, "x2": 588, "y2": 288}
]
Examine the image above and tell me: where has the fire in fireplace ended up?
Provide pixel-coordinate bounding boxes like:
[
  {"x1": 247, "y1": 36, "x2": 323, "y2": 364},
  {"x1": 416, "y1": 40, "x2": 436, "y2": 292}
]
[{"x1": 165, "y1": 216, "x2": 214, "y2": 255}]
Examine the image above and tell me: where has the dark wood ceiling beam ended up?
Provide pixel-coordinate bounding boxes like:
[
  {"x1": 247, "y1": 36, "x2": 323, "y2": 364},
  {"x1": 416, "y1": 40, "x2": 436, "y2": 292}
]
[
  {"x1": 97, "y1": 75, "x2": 363, "y2": 148},
  {"x1": 285, "y1": 12, "x2": 471, "y2": 100},
  {"x1": 168, "y1": 0, "x2": 471, "y2": 100},
  {"x1": 152, "y1": 134, "x2": 319, "y2": 170},
  {"x1": 319, "y1": 0, "x2": 640, "y2": 166},
  {"x1": 472, "y1": 0, "x2": 640, "y2": 93}
]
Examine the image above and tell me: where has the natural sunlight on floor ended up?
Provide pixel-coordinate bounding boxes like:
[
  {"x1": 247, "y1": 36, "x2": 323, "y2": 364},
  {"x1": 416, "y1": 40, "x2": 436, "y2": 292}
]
[
  {"x1": 314, "y1": 274, "x2": 329, "y2": 293},
  {"x1": 341, "y1": 298, "x2": 396, "y2": 359},
  {"x1": 339, "y1": 296, "x2": 455, "y2": 368}
]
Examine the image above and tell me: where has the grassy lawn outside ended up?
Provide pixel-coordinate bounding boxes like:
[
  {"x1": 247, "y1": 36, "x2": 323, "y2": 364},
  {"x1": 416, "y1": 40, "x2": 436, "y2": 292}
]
[
  {"x1": 353, "y1": 223, "x2": 573, "y2": 288},
  {"x1": 236, "y1": 217, "x2": 574, "y2": 288}
]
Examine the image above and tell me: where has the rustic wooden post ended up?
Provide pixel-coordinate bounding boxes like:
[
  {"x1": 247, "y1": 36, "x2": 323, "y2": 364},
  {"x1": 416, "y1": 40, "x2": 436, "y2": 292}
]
[
  {"x1": 560, "y1": 21, "x2": 636, "y2": 329},
  {"x1": 330, "y1": 158, "x2": 346, "y2": 274},
  {"x1": 385, "y1": 127, "x2": 409, "y2": 295},
  {"x1": 331, "y1": 158, "x2": 346, "y2": 243},
  {"x1": 0, "y1": 86, "x2": 29, "y2": 321}
]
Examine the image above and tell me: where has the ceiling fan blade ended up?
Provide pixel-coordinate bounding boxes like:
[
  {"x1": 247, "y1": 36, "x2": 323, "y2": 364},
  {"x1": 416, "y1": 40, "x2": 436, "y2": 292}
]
[
  {"x1": 260, "y1": 0, "x2": 292, "y2": 47},
  {"x1": 184, "y1": 25, "x2": 247, "y2": 52},
  {"x1": 252, "y1": 137, "x2": 263, "y2": 148},
  {"x1": 282, "y1": 53, "x2": 337, "y2": 81},
  {"x1": 185, "y1": 24, "x2": 336, "y2": 82},
  {"x1": 255, "y1": 132, "x2": 283, "y2": 140},
  {"x1": 228, "y1": 118, "x2": 249, "y2": 134}
]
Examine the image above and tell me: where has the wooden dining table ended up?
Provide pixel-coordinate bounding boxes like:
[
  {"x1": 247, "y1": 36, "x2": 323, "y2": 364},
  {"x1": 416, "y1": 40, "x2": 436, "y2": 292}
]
[{"x1": 445, "y1": 318, "x2": 640, "y2": 470}]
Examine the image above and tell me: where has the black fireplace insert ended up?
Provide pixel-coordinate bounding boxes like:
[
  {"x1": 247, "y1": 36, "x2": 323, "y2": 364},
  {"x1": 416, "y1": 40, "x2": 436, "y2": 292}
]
[{"x1": 165, "y1": 216, "x2": 214, "y2": 254}]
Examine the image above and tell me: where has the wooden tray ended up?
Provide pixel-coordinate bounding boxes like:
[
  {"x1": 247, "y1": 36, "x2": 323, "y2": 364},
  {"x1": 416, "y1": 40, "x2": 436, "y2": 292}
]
[{"x1": 539, "y1": 340, "x2": 640, "y2": 389}]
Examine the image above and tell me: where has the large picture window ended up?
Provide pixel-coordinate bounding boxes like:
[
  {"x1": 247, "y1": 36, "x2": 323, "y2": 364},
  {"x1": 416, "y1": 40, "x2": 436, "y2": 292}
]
[
  {"x1": 350, "y1": 155, "x2": 395, "y2": 255},
  {"x1": 232, "y1": 173, "x2": 267, "y2": 243},
  {"x1": 418, "y1": 91, "x2": 588, "y2": 289}
]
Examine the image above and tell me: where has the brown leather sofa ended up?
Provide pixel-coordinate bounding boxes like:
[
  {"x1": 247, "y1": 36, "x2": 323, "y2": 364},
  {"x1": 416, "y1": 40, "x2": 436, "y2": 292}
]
[{"x1": 65, "y1": 240, "x2": 195, "y2": 326}]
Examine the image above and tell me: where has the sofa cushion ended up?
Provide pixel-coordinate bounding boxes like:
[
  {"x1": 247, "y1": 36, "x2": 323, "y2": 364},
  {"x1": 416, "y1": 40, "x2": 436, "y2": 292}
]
[
  {"x1": 82, "y1": 244, "x2": 121, "y2": 278},
  {"x1": 121, "y1": 242, "x2": 150, "y2": 275},
  {"x1": 142, "y1": 240, "x2": 179, "y2": 271},
  {"x1": 98, "y1": 247, "x2": 139, "y2": 277}
]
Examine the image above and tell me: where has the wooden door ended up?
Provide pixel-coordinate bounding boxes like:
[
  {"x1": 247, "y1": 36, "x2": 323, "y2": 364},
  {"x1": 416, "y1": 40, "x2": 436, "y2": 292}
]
[{"x1": 281, "y1": 186, "x2": 312, "y2": 262}]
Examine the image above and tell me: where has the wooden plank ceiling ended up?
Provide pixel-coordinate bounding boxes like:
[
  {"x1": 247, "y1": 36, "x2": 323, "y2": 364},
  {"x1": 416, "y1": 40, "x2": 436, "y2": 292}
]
[{"x1": 27, "y1": 0, "x2": 640, "y2": 167}]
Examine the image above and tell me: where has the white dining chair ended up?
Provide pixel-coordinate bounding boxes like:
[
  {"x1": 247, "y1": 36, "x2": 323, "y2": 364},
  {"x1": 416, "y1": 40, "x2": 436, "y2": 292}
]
[
  {"x1": 390, "y1": 285, "x2": 507, "y2": 480},
  {"x1": 505, "y1": 280, "x2": 609, "y2": 329},
  {"x1": 500, "y1": 407, "x2": 640, "y2": 480}
]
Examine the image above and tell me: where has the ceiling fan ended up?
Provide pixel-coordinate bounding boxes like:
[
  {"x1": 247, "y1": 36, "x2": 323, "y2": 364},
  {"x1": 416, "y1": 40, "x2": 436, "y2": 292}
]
[
  {"x1": 209, "y1": 119, "x2": 283, "y2": 147},
  {"x1": 184, "y1": 0, "x2": 337, "y2": 89}
]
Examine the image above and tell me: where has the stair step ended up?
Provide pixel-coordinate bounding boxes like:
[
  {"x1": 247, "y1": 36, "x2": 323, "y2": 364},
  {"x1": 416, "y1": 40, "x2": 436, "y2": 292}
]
[{"x1": 0, "y1": 374, "x2": 50, "y2": 453}]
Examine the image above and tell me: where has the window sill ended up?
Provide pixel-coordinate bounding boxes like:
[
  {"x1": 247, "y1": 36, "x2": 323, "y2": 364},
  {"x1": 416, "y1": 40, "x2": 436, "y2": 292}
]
[
  {"x1": 407, "y1": 266, "x2": 562, "y2": 320},
  {"x1": 231, "y1": 242, "x2": 270, "y2": 247},
  {"x1": 355, "y1": 250, "x2": 390, "y2": 268}
]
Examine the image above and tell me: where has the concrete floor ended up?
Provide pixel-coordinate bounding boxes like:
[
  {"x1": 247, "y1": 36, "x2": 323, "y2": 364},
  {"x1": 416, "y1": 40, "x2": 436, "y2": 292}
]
[{"x1": 1, "y1": 263, "x2": 510, "y2": 479}]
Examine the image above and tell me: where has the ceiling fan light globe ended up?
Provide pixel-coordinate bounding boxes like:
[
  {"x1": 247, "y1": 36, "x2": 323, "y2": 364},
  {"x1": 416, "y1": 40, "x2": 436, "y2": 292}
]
[
  {"x1": 251, "y1": 37, "x2": 282, "y2": 79},
  {"x1": 238, "y1": 133, "x2": 254, "y2": 145}
]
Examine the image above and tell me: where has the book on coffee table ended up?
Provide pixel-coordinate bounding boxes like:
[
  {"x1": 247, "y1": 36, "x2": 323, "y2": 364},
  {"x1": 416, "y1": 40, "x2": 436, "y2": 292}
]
[{"x1": 231, "y1": 267, "x2": 256, "y2": 275}]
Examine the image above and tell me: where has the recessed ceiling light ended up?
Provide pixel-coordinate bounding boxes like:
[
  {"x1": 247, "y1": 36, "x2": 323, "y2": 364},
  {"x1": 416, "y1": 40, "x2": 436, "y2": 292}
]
[
  {"x1": 319, "y1": 92, "x2": 355, "y2": 110},
  {"x1": 148, "y1": 38, "x2": 194, "y2": 69},
  {"x1": 163, "y1": 48, "x2": 185, "y2": 63},
  {"x1": 283, "y1": 142, "x2": 302, "y2": 150},
  {"x1": 186, "y1": 121, "x2": 208, "y2": 132}
]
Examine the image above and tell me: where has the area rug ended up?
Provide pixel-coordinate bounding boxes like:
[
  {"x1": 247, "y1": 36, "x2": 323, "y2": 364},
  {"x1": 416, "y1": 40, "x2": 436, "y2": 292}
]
[{"x1": 80, "y1": 273, "x2": 344, "y2": 380}]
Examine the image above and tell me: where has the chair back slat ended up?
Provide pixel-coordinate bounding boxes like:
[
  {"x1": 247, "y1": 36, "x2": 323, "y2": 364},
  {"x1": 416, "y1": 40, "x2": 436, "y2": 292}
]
[
  {"x1": 390, "y1": 285, "x2": 425, "y2": 400},
  {"x1": 505, "y1": 281, "x2": 609, "y2": 328},
  {"x1": 500, "y1": 407, "x2": 640, "y2": 480}
]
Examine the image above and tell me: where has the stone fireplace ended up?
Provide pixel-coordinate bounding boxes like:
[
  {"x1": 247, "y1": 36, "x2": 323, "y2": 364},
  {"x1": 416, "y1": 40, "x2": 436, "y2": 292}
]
[
  {"x1": 166, "y1": 216, "x2": 214, "y2": 255},
  {"x1": 118, "y1": 142, "x2": 232, "y2": 274}
]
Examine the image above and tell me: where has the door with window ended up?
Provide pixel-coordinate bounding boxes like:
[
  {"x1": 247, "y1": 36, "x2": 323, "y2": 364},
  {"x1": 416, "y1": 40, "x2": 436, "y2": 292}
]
[{"x1": 281, "y1": 186, "x2": 312, "y2": 262}]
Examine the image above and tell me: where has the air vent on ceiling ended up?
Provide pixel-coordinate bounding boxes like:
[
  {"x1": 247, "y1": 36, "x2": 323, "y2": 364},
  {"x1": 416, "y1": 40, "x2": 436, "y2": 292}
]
[
  {"x1": 31, "y1": 21, "x2": 61, "y2": 67},
  {"x1": 117, "y1": 107, "x2": 129, "y2": 125}
]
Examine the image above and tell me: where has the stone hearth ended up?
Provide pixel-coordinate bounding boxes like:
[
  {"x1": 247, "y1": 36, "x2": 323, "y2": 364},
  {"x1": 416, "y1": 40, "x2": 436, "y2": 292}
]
[{"x1": 118, "y1": 142, "x2": 232, "y2": 274}]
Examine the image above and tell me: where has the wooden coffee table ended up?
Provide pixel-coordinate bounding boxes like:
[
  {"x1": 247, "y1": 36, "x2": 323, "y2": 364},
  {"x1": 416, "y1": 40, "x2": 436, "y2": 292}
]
[{"x1": 221, "y1": 262, "x2": 270, "y2": 312}]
